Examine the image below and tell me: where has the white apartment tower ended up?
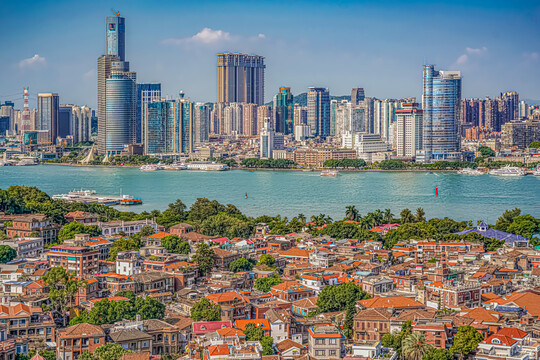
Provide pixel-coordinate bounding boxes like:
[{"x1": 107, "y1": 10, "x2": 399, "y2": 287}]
[{"x1": 395, "y1": 103, "x2": 423, "y2": 157}]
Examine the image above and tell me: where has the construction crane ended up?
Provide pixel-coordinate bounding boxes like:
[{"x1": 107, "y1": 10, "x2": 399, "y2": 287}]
[{"x1": 112, "y1": 8, "x2": 120, "y2": 16}]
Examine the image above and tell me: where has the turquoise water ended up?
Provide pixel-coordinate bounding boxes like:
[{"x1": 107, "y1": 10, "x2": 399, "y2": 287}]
[{"x1": 1, "y1": 165, "x2": 539, "y2": 223}]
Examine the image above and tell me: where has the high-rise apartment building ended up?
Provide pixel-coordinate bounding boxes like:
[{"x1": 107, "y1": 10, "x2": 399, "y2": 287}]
[
  {"x1": 179, "y1": 96, "x2": 194, "y2": 154},
  {"x1": 421, "y1": 65, "x2": 462, "y2": 161},
  {"x1": 0, "y1": 101, "x2": 15, "y2": 134},
  {"x1": 294, "y1": 104, "x2": 308, "y2": 126},
  {"x1": 351, "y1": 88, "x2": 365, "y2": 106},
  {"x1": 58, "y1": 106, "x2": 73, "y2": 139},
  {"x1": 273, "y1": 87, "x2": 294, "y2": 134},
  {"x1": 106, "y1": 15, "x2": 125, "y2": 61},
  {"x1": 37, "y1": 93, "x2": 60, "y2": 144},
  {"x1": 242, "y1": 103, "x2": 258, "y2": 136},
  {"x1": 307, "y1": 87, "x2": 330, "y2": 137},
  {"x1": 217, "y1": 53, "x2": 265, "y2": 105},
  {"x1": 502, "y1": 91, "x2": 519, "y2": 122},
  {"x1": 194, "y1": 103, "x2": 210, "y2": 144},
  {"x1": 395, "y1": 103, "x2": 423, "y2": 157},
  {"x1": 72, "y1": 105, "x2": 92, "y2": 143},
  {"x1": 137, "y1": 83, "x2": 161, "y2": 144},
  {"x1": 144, "y1": 100, "x2": 180, "y2": 155},
  {"x1": 256, "y1": 105, "x2": 272, "y2": 135},
  {"x1": 500, "y1": 120, "x2": 540, "y2": 149}
]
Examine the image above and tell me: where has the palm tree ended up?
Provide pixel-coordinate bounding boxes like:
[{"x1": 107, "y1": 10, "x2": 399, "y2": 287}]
[
  {"x1": 345, "y1": 206, "x2": 359, "y2": 221},
  {"x1": 402, "y1": 333, "x2": 431, "y2": 360},
  {"x1": 415, "y1": 208, "x2": 426, "y2": 223},
  {"x1": 400, "y1": 208, "x2": 414, "y2": 224},
  {"x1": 298, "y1": 214, "x2": 306, "y2": 224},
  {"x1": 383, "y1": 209, "x2": 394, "y2": 223}
]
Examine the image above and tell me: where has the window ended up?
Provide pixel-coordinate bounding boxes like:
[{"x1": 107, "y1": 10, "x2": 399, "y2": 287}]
[
  {"x1": 94, "y1": 338, "x2": 100, "y2": 344},
  {"x1": 329, "y1": 338, "x2": 336, "y2": 345},
  {"x1": 329, "y1": 350, "x2": 336, "y2": 356},
  {"x1": 315, "y1": 339, "x2": 325, "y2": 345},
  {"x1": 315, "y1": 351, "x2": 325, "y2": 356},
  {"x1": 143, "y1": 341, "x2": 149, "y2": 347}
]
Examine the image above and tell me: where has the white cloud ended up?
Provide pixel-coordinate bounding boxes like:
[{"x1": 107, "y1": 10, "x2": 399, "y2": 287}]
[
  {"x1": 19, "y1": 54, "x2": 46, "y2": 69},
  {"x1": 83, "y1": 69, "x2": 96, "y2": 80},
  {"x1": 455, "y1": 46, "x2": 488, "y2": 65},
  {"x1": 163, "y1": 28, "x2": 231, "y2": 45},
  {"x1": 523, "y1": 52, "x2": 539, "y2": 61},
  {"x1": 163, "y1": 28, "x2": 266, "y2": 46}
]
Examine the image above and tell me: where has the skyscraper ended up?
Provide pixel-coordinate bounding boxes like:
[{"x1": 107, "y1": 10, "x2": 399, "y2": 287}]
[
  {"x1": 242, "y1": 103, "x2": 258, "y2": 136},
  {"x1": 144, "y1": 100, "x2": 180, "y2": 155},
  {"x1": 37, "y1": 93, "x2": 59, "y2": 143},
  {"x1": 273, "y1": 87, "x2": 294, "y2": 134},
  {"x1": 351, "y1": 88, "x2": 365, "y2": 106},
  {"x1": 106, "y1": 14, "x2": 125, "y2": 61},
  {"x1": 307, "y1": 87, "x2": 330, "y2": 137},
  {"x1": 179, "y1": 94, "x2": 194, "y2": 154},
  {"x1": 105, "y1": 69, "x2": 136, "y2": 154},
  {"x1": 256, "y1": 105, "x2": 272, "y2": 135},
  {"x1": 193, "y1": 103, "x2": 211, "y2": 143},
  {"x1": 98, "y1": 54, "x2": 120, "y2": 154},
  {"x1": 421, "y1": 65, "x2": 462, "y2": 161},
  {"x1": 217, "y1": 53, "x2": 265, "y2": 105},
  {"x1": 395, "y1": 103, "x2": 423, "y2": 157},
  {"x1": 137, "y1": 83, "x2": 161, "y2": 143},
  {"x1": 58, "y1": 106, "x2": 73, "y2": 139}
]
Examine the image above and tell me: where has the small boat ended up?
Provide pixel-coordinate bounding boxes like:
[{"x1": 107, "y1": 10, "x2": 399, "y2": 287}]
[
  {"x1": 120, "y1": 195, "x2": 143, "y2": 206},
  {"x1": 140, "y1": 164, "x2": 160, "y2": 171},
  {"x1": 457, "y1": 168, "x2": 483, "y2": 175},
  {"x1": 489, "y1": 165, "x2": 525, "y2": 177},
  {"x1": 321, "y1": 169, "x2": 339, "y2": 177}
]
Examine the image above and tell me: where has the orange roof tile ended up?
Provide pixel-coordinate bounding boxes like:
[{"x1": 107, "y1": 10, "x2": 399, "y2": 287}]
[{"x1": 358, "y1": 296, "x2": 424, "y2": 309}]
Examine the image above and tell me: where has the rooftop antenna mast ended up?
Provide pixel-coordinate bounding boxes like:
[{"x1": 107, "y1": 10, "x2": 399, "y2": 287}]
[{"x1": 112, "y1": 8, "x2": 120, "y2": 16}]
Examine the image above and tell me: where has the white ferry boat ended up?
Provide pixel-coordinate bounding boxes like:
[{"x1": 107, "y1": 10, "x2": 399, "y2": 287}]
[
  {"x1": 52, "y1": 190, "x2": 142, "y2": 205},
  {"x1": 457, "y1": 168, "x2": 483, "y2": 175},
  {"x1": 140, "y1": 164, "x2": 161, "y2": 171},
  {"x1": 320, "y1": 169, "x2": 339, "y2": 177},
  {"x1": 162, "y1": 164, "x2": 187, "y2": 171},
  {"x1": 489, "y1": 165, "x2": 525, "y2": 177},
  {"x1": 186, "y1": 162, "x2": 227, "y2": 171}
]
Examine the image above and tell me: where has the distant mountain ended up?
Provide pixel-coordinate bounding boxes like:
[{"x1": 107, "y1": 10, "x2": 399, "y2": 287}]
[
  {"x1": 524, "y1": 99, "x2": 540, "y2": 106},
  {"x1": 265, "y1": 93, "x2": 350, "y2": 107}
]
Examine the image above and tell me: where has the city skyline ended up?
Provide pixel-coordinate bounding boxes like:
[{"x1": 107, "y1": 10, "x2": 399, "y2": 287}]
[{"x1": 1, "y1": 0, "x2": 540, "y2": 109}]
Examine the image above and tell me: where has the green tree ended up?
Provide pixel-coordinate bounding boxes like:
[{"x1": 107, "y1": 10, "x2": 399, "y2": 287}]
[
  {"x1": 400, "y1": 208, "x2": 415, "y2": 224},
  {"x1": 58, "y1": 222, "x2": 102, "y2": 241},
  {"x1": 192, "y1": 243, "x2": 215, "y2": 276},
  {"x1": 157, "y1": 199, "x2": 187, "y2": 229},
  {"x1": 316, "y1": 282, "x2": 370, "y2": 313},
  {"x1": 200, "y1": 213, "x2": 253, "y2": 239},
  {"x1": 107, "y1": 237, "x2": 140, "y2": 261},
  {"x1": 258, "y1": 254, "x2": 276, "y2": 267},
  {"x1": 422, "y1": 348, "x2": 453, "y2": 360},
  {"x1": 506, "y1": 214, "x2": 539, "y2": 238},
  {"x1": 415, "y1": 208, "x2": 426, "y2": 223},
  {"x1": 134, "y1": 296, "x2": 165, "y2": 320},
  {"x1": 190, "y1": 297, "x2": 221, "y2": 321},
  {"x1": 345, "y1": 206, "x2": 359, "y2": 221},
  {"x1": 449, "y1": 325, "x2": 484, "y2": 359},
  {"x1": 261, "y1": 336, "x2": 274, "y2": 356},
  {"x1": 43, "y1": 267, "x2": 82, "y2": 327},
  {"x1": 478, "y1": 145, "x2": 495, "y2": 157},
  {"x1": 94, "y1": 343, "x2": 132, "y2": 360},
  {"x1": 343, "y1": 303, "x2": 357, "y2": 338},
  {"x1": 402, "y1": 333, "x2": 432, "y2": 360},
  {"x1": 0, "y1": 245, "x2": 17, "y2": 263},
  {"x1": 495, "y1": 208, "x2": 521, "y2": 232},
  {"x1": 378, "y1": 160, "x2": 406, "y2": 170},
  {"x1": 529, "y1": 140, "x2": 540, "y2": 148},
  {"x1": 16, "y1": 350, "x2": 56, "y2": 360},
  {"x1": 161, "y1": 235, "x2": 191, "y2": 254},
  {"x1": 243, "y1": 323, "x2": 264, "y2": 341},
  {"x1": 254, "y1": 277, "x2": 283, "y2": 292},
  {"x1": 229, "y1": 258, "x2": 254, "y2": 272}
]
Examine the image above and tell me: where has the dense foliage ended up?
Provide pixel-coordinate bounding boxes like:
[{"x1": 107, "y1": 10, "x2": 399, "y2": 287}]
[
  {"x1": 70, "y1": 292, "x2": 165, "y2": 325},
  {"x1": 449, "y1": 326, "x2": 484, "y2": 358},
  {"x1": 59, "y1": 222, "x2": 101, "y2": 241},
  {"x1": 0, "y1": 245, "x2": 17, "y2": 263},
  {"x1": 241, "y1": 158, "x2": 297, "y2": 168},
  {"x1": 316, "y1": 282, "x2": 370, "y2": 313},
  {"x1": 190, "y1": 297, "x2": 221, "y2": 321},
  {"x1": 254, "y1": 277, "x2": 283, "y2": 292},
  {"x1": 192, "y1": 243, "x2": 215, "y2": 276},
  {"x1": 79, "y1": 343, "x2": 132, "y2": 360},
  {"x1": 229, "y1": 258, "x2": 254, "y2": 272},
  {"x1": 161, "y1": 235, "x2": 191, "y2": 254},
  {"x1": 43, "y1": 267, "x2": 82, "y2": 327},
  {"x1": 323, "y1": 159, "x2": 366, "y2": 168}
]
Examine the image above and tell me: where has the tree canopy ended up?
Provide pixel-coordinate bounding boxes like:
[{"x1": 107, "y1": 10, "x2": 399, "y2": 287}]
[
  {"x1": 192, "y1": 243, "x2": 215, "y2": 276},
  {"x1": 190, "y1": 297, "x2": 221, "y2": 321},
  {"x1": 0, "y1": 245, "x2": 16, "y2": 263},
  {"x1": 58, "y1": 221, "x2": 101, "y2": 241},
  {"x1": 316, "y1": 282, "x2": 370, "y2": 313},
  {"x1": 229, "y1": 258, "x2": 254, "y2": 273},
  {"x1": 161, "y1": 235, "x2": 191, "y2": 254},
  {"x1": 449, "y1": 325, "x2": 484, "y2": 358},
  {"x1": 254, "y1": 277, "x2": 283, "y2": 292}
]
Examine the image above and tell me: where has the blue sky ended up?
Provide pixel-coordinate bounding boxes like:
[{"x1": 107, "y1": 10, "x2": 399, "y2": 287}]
[{"x1": 1, "y1": 0, "x2": 539, "y2": 109}]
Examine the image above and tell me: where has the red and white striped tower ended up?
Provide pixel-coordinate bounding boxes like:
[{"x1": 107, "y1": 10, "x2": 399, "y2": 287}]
[{"x1": 22, "y1": 87, "x2": 31, "y2": 131}]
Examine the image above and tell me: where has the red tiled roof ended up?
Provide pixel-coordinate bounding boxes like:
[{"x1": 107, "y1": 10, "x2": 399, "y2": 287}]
[
  {"x1": 192, "y1": 321, "x2": 232, "y2": 334},
  {"x1": 496, "y1": 327, "x2": 528, "y2": 339},
  {"x1": 483, "y1": 334, "x2": 517, "y2": 347},
  {"x1": 208, "y1": 344, "x2": 229, "y2": 356},
  {"x1": 358, "y1": 296, "x2": 424, "y2": 309},
  {"x1": 148, "y1": 232, "x2": 171, "y2": 239},
  {"x1": 235, "y1": 319, "x2": 270, "y2": 331}
]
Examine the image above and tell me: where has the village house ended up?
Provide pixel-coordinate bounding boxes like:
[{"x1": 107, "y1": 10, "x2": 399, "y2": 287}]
[
  {"x1": 307, "y1": 324, "x2": 345, "y2": 360},
  {"x1": 5, "y1": 214, "x2": 60, "y2": 245},
  {"x1": 270, "y1": 281, "x2": 315, "y2": 302},
  {"x1": 56, "y1": 323, "x2": 106, "y2": 360},
  {"x1": 64, "y1": 211, "x2": 99, "y2": 225}
]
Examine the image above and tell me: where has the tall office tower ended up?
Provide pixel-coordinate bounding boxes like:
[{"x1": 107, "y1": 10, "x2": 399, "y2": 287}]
[
  {"x1": 58, "y1": 106, "x2": 73, "y2": 139},
  {"x1": 395, "y1": 103, "x2": 423, "y2": 157},
  {"x1": 519, "y1": 101, "x2": 528, "y2": 120},
  {"x1": 0, "y1": 117, "x2": 8, "y2": 135},
  {"x1": 257, "y1": 105, "x2": 272, "y2": 134},
  {"x1": 351, "y1": 88, "x2": 365, "y2": 106},
  {"x1": 194, "y1": 103, "x2": 211, "y2": 144},
  {"x1": 37, "y1": 93, "x2": 60, "y2": 143},
  {"x1": 421, "y1": 65, "x2": 462, "y2": 161},
  {"x1": 106, "y1": 14, "x2": 125, "y2": 61},
  {"x1": 330, "y1": 100, "x2": 339, "y2": 136},
  {"x1": 144, "y1": 100, "x2": 180, "y2": 155},
  {"x1": 242, "y1": 103, "x2": 258, "y2": 136},
  {"x1": 1, "y1": 101, "x2": 15, "y2": 134},
  {"x1": 21, "y1": 88, "x2": 32, "y2": 132},
  {"x1": 333, "y1": 100, "x2": 352, "y2": 137},
  {"x1": 69, "y1": 105, "x2": 92, "y2": 143},
  {"x1": 217, "y1": 53, "x2": 265, "y2": 105},
  {"x1": 273, "y1": 87, "x2": 294, "y2": 134},
  {"x1": 373, "y1": 99, "x2": 414, "y2": 141},
  {"x1": 260, "y1": 120, "x2": 281, "y2": 158},
  {"x1": 179, "y1": 94, "x2": 194, "y2": 153},
  {"x1": 502, "y1": 91, "x2": 519, "y2": 122},
  {"x1": 97, "y1": 54, "x2": 120, "y2": 153},
  {"x1": 307, "y1": 87, "x2": 330, "y2": 137},
  {"x1": 137, "y1": 83, "x2": 161, "y2": 143},
  {"x1": 293, "y1": 104, "x2": 308, "y2": 126},
  {"x1": 105, "y1": 68, "x2": 137, "y2": 155}
]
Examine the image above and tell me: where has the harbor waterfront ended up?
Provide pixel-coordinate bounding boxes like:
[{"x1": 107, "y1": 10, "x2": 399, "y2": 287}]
[{"x1": 1, "y1": 164, "x2": 538, "y2": 223}]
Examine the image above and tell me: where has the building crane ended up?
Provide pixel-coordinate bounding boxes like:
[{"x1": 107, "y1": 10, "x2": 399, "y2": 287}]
[{"x1": 112, "y1": 8, "x2": 120, "y2": 16}]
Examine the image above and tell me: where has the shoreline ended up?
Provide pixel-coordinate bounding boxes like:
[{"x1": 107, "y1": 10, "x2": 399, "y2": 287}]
[{"x1": 40, "y1": 163, "x2": 459, "y2": 173}]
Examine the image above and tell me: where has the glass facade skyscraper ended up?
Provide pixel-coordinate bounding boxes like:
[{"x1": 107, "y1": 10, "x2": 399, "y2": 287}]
[
  {"x1": 37, "y1": 93, "x2": 59, "y2": 144},
  {"x1": 273, "y1": 87, "x2": 294, "y2": 134},
  {"x1": 307, "y1": 87, "x2": 330, "y2": 137},
  {"x1": 105, "y1": 71, "x2": 136, "y2": 154},
  {"x1": 137, "y1": 83, "x2": 161, "y2": 143},
  {"x1": 422, "y1": 65, "x2": 462, "y2": 161},
  {"x1": 144, "y1": 100, "x2": 180, "y2": 154},
  {"x1": 106, "y1": 15, "x2": 125, "y2": 61}
]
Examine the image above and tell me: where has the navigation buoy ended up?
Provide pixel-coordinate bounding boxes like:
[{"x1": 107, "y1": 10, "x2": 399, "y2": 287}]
[
  {"x1": 435, "y1": 187, "x2": 438, "y2": 196},
  {"x1": 245, "y1": 192, "x2": 248, "y2": 199}
]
